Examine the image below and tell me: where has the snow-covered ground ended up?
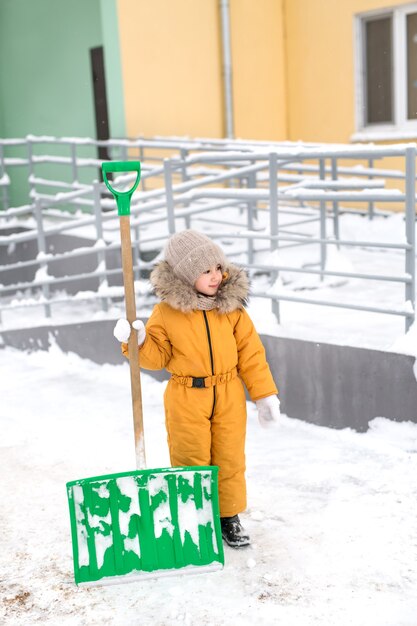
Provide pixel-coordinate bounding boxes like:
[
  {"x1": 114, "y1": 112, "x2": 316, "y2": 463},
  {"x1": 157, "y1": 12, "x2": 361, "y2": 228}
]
[
  {"x1": 1, "y1": 193, "x2": 417, "y2": 623},
  {"x1": 1, "y1": 343, "x2": 417, "y2": 626}
]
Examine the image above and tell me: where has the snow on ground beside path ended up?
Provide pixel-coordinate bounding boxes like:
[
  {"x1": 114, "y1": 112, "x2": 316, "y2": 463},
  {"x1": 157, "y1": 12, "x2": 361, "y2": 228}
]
[
  {"x1": 1, "y1": 344, "x2": 417, "y2": 626},
  {"x1": 1, "y1": 210, "x2": 415, "y2": 354}
]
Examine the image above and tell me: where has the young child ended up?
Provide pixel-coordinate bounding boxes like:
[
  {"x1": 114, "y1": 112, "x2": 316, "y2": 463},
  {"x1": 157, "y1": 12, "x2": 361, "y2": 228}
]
[{"x1": 114, "y1": 230, "x2": 280, "y2": 548}]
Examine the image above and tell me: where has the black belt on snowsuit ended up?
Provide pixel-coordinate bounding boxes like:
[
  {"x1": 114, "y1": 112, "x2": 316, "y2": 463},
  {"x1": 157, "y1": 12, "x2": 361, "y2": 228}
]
[{"x1": 171, "y1": 367, "x2": 238, "y2": 388}]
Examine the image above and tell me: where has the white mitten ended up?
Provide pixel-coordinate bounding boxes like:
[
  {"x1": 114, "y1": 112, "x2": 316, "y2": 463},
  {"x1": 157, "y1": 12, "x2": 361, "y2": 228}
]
[
  {"x1": 256, "y1": 395, "x2": 280, "y2": 428},
  {"x1": 113, "y1": 318, "x2": 146, "y2": 346},
  {"x1": 113, "y1": 318, "x2": 131, "y2": 342},
  {"x1": 132, "y1": 319, "x2": 146, "y2": 346}
]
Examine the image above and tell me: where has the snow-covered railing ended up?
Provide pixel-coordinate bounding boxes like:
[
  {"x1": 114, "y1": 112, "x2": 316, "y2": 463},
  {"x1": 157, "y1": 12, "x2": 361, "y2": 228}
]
[
  {"x1": 0, "y1": 137, "x2": 415, "y2": 332},
  {"x1": 0, "y1": 134, "x2": 412, "y2": 208}
]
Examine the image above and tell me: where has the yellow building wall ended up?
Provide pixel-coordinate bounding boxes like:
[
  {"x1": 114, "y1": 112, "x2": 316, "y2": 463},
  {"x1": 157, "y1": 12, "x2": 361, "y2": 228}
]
[
  {"x1": 117, "y1": 0, "x2": 224, "y2": 138},
  {"x1": 117, "y1": 0, "x2": 287, "y2": 141},
  {"x1": 230, "y1": 0, "x2": 287, "y2": 140},
  {"x1": 117, "y1": 0, "x2": 412, "y2": 152},
  {"x1": 285, "y1": 0, "x2": 413, "y2": 143}
]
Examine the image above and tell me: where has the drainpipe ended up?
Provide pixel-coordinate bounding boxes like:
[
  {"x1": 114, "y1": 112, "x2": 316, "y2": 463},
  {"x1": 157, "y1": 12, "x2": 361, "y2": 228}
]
[{"x1": 219, "y1": 0, "x2": 234, "y2": 139}]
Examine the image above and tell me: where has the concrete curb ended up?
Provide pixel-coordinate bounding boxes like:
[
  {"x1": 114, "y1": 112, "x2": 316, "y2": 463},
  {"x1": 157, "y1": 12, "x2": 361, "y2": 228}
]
[{"x1": 1, "y1": 319, "x2": 416, "y2": 432}]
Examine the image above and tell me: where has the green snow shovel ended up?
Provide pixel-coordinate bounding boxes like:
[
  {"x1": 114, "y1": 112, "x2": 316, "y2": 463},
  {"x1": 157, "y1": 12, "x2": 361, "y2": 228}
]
[{"x1": 66, "y1": 161, "x2": 224, "y2": 585}]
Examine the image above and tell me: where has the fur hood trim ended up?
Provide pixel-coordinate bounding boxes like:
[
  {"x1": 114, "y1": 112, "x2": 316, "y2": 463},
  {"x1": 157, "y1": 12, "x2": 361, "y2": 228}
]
[{"x1": 150, "y1": 260, "x2": 249, "y2": 313}]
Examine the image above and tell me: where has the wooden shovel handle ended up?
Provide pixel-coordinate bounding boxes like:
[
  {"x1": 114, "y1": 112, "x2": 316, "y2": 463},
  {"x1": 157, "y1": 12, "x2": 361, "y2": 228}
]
[{"x1": 120, "y1": 215, "x2": 146, "y2": 469}]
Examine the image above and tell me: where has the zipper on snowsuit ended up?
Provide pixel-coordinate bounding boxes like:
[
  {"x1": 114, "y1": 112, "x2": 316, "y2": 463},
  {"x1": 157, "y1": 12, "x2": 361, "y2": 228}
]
[{"x1": 203, "y1": 311, "x2": 216, "y2": 419}]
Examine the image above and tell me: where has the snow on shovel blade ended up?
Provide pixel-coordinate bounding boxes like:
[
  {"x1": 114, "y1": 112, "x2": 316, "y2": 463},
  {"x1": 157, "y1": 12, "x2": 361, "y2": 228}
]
[{"x1": 67, "y1": 466, "x2": 224, "y2": 585}]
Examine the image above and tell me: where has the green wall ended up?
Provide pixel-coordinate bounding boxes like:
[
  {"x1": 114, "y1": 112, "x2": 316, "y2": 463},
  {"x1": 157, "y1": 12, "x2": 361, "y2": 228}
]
[
  {"x1": 100, "y1": 0, "x2": 126, "y2": 139},
  {"x1": 0, "y1": 0, "x2": 125, "y2": 207}
]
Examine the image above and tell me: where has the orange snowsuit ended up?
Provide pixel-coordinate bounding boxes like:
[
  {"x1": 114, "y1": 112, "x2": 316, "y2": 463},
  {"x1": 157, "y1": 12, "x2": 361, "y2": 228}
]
[{"x1": 122, "y1": 261, "x2": 278, "y2": 517}]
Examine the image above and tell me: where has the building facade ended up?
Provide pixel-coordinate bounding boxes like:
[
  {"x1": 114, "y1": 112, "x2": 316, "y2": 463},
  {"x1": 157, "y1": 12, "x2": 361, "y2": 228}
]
[{"x1": 1, "y1": 0, "x2": 416, "y2": 146}]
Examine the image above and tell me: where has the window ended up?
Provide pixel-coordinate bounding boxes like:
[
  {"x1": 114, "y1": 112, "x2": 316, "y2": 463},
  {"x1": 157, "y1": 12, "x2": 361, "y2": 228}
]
[
  {"x1": 406, "y1": 11, "x2": 417, "y2": 120},
  {"x1": 355, "y1": 4, "x2": 417, "y2": 137},
  {"x1": 365, "y1": 16, "x2": 393, "y2": 124}
]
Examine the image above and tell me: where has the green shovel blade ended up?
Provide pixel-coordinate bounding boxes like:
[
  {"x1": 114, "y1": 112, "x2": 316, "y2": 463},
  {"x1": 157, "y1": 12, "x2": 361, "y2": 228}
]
[
  {"x1": 101, "y1": 161, "x2": 141, "y2": 216},
  {"x1": 67, "y1": 466, "x2": 224, "y2": 585}
]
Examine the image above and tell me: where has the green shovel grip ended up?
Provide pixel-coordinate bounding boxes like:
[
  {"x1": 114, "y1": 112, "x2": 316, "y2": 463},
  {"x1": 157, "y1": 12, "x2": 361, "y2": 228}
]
[{"x1": 101, "y1": 161, "x2": 141, "y2": 216}]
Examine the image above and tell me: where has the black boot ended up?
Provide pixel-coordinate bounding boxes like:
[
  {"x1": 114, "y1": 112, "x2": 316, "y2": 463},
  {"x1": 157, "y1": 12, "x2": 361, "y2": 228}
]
[{"x1": 220, "y1": 515, "x2": 250, "y2": 548}]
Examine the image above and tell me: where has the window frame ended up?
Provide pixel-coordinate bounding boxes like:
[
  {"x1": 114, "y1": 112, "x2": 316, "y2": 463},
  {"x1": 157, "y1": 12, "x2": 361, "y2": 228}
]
[{"x1": 354, "y1": 2, "x2": 417, "y2": 140}]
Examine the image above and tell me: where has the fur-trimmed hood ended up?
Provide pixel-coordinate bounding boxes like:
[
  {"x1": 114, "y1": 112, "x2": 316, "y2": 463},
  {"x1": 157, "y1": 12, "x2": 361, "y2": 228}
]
[{"x1": 150, "y1": 260, "x2": 249, "y2": 313}]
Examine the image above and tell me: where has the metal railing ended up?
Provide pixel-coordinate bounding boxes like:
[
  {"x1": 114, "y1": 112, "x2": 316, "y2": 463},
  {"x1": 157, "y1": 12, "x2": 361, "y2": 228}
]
[{"x1": 0, "y1": 136, "x2": 415, "y2": 332}]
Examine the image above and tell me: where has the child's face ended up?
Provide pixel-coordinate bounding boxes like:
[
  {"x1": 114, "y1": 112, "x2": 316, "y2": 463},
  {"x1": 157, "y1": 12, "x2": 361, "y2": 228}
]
[{"x1": 194, "y1": 264, "x2": 223, "y2": 295}]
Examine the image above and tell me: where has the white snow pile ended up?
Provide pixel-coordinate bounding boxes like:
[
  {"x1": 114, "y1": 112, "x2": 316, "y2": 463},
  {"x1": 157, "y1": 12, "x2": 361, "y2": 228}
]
[{"x1": 1, "y1": 343, "x2": 417, "y2": 626}]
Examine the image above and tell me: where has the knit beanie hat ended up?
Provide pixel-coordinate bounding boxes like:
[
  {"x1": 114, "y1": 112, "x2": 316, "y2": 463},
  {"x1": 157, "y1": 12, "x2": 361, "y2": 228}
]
[{"x1": 164, "y1": 230, "x2": 227, "y2": 286}]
